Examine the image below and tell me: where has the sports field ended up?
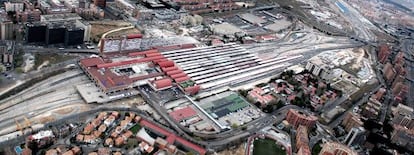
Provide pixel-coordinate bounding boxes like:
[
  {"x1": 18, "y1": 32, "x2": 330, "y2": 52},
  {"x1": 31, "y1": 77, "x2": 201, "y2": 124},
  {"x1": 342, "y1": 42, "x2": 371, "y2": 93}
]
[{"x1": 253, "y1": 138, "x2": 286, "y2": 155}]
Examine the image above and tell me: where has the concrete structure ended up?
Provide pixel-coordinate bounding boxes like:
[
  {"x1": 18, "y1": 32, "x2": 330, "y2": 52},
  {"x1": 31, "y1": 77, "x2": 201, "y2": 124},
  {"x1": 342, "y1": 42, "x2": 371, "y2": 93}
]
[
  {"x1": 318, "y1": 142, "x2": 357, "y2": 155},
  {"x1": 286, "y1": 109, "x2": 317, "y2": 129},
  {"x1": 341, "y1": 112, "x2": 363, "y2": 132},
  {"x1": 343, "y1": 127, "x2": 366, "y2": 147}
]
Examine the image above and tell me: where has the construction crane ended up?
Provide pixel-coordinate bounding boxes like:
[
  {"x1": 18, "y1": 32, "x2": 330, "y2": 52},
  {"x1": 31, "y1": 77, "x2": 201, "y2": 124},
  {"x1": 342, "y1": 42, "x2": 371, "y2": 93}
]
[
  {"x1": 24, "y1": 116, "x2": 32, "y2": 131},
  {"x1": 14, "y1": 119, "x2": 23, "y2": 135}
]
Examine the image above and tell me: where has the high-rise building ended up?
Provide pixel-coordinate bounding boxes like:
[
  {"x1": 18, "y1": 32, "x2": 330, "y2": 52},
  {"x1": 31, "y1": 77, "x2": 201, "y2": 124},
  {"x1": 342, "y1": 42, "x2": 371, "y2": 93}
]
[
  {"x1": 46, "y1": 24, "x2": 66, "y2": 45},
  {"x1": 343, "y1": 127, "x2": 366, "y2": 147},
  {"x1": 378, "y1": 44, "x2": 391, "y2": 64},
  {"x1": 65, "y1": 27, "x2": 84, "y2": 46},
  {"x1": 26, "y1": 23, "x2": 47, "y2": 43},
  {"x1": 94, "y1": 0, "x2": 106, "y2": 8},
  {"x1": 342, "y1": 112, "x2": 364, "y2": 132},
  {"x1": 286, "y1": 109, "x2": 318, "y2": 129}
]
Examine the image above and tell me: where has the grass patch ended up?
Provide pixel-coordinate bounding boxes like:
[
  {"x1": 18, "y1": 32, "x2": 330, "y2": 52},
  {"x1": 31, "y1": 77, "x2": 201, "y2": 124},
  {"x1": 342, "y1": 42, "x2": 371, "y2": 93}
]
[
  {"x1": 253, "y1": 138, "x2": 285, "y2": 155},
  {"x1": 34, "y1": 53, "x2": 76, "y2": 69},
  {"x1": 129, "y1": 124, "x2": 141, "y2": 134}
]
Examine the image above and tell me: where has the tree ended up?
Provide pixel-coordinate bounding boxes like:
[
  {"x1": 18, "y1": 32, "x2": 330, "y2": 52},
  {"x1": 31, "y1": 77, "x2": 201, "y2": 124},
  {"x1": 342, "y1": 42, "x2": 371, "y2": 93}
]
[{"x1": 231, "y1": 123, "x2": 239, "y2": 129}]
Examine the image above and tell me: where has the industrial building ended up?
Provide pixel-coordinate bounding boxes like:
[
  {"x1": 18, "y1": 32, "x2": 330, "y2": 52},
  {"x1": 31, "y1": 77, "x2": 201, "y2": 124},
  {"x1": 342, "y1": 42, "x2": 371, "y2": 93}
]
[{"x1": 160, "y1": 43, "x2": 301, "y2": 90}]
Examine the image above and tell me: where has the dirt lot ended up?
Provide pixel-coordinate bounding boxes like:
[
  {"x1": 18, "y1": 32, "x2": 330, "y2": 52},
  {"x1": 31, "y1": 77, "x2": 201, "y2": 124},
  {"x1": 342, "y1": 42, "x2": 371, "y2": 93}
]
[{"x1": 89, "y1": 21, "x2": 141, "y2": 42}]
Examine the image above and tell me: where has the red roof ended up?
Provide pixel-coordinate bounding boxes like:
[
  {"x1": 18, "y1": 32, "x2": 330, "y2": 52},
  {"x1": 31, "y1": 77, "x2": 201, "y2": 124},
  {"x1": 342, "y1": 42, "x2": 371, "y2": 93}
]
[
  {"x1": 158, "y1": 61, "x2": 175, "y2": 68},
  {"x1": 140, "y1": 119, "x2": 170, "y2": 136},
  {"x1": 97, "y1": 57, "x2": 154, "y2": 68},
  {"x1": 166, "y1": 70, "x2": 183, "y2": 76},
  {"x1": 176, "y1": 136, "x2": 206, "y2": 155},
  {"x1": 127, "y1": 34, "x2": 143, "y2": 39},
  {"x1": 139, "y1": 119, "x2": 206, "y2": 155},
  {"x1": 184, "y1": 85, "x2": 200, "y2": 95},
  {"x1": 128, "y1": 49, "x2": 159, "y2": 57},
  {"x1": 170, "y1": 73, "x2": 187, "y2": 79},
  {"x1": 175, "y1": 76, "x2": 190, "y2": 83},
  {"x1": 169, "y1": 107, "x2": 197, "y2": 121},
  {"x1": 153, "y1": 58, "x2": 169, "y2": 63},
  {"x1": 146, "y1": 53, "x2": 162, "y2": 57},
  {"x1": 162, "y1": 66, "x2": 178, "y2": 72},
  {"x1": 80, "y1": 57, "x2": 104, "y2": 67},
  {"x1": 154, "y1": 78, "x2": 172, "y2": 89}
]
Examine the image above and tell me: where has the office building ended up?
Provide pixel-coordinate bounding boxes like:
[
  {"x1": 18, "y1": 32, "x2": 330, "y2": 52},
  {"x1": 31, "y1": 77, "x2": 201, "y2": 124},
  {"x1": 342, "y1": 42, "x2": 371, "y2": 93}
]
[
  {"x1": 26, "y1": 23, "x2": 47, "y2": 43},
  {"x1": 343, "y1": 127, "x2": 366, "y2": 147},
  {"x1": 65, "y1": 27, "x2": 84, "y2": 46}
]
